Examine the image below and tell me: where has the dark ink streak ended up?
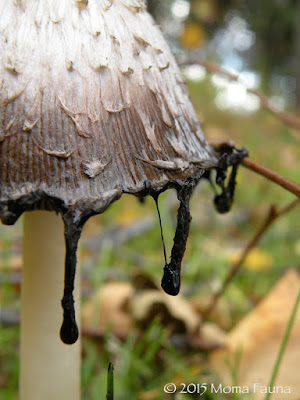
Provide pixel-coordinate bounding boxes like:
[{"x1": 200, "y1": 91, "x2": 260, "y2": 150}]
[
  {"x1": 60, "y1": 216, "x2": 83, "y2": 345},
  {"x1": 0, "y1": 173, "x2": 206, "y2": 344},
  {"x1": 161, "y1": 185, "x2": 193, "y2": 296},
  {"x1": 214, "y1": 163, "x2": 237, "y2": 213},
  {"x1": 214, "y1": 146, "x2": 248, "y2": 214}
]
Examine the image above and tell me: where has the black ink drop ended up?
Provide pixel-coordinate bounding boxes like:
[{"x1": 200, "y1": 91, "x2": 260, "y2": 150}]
[{"x1": 161, "y1": 186, "x2": 193, "y2": 296}]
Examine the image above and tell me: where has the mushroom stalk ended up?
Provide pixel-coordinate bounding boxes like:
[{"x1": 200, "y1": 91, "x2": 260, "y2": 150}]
[{"x1": 20, "y1": 211, "x2": 80, "y2": 400}]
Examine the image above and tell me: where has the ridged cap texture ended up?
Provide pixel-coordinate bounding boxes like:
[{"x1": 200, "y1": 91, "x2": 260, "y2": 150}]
[{"x1": 0, "y1": 0, "x2": 217, "y2": 219}]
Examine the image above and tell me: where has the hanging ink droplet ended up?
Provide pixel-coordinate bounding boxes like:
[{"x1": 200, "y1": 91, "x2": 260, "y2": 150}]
[
  {"x1": 161, "y1": 263, "x2": 180, "y2": 295},
  {"x1": 161, "y1": 186, "x2": 193, "y2": 296},
  {"x1": 60, "y1": 217, "x2": 82, "y2": 344},
  {"x1": 0, "y1": 209, "x2": 20, "y2": 225},
  {"x1": 60, "y1": 298, "x2": 79, "y2": 345}
]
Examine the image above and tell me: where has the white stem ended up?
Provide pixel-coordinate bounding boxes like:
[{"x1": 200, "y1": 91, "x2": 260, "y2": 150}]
[{"x1": 20, "y1": 211, "x2": 81, "y2": 400}]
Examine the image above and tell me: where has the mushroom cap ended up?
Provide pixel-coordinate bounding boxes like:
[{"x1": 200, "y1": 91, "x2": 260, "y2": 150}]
[{"x1": 0, "y1": 0, "x2": 217, "y2": 222}]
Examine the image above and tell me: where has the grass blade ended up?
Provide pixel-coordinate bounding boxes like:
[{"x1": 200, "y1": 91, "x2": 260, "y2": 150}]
[
  {"x1": 265, "y1": 288, "x2": 300, "y2": 400},
  {"x1": 106, "y1": 363, "x2": 114, "y2": 400}
]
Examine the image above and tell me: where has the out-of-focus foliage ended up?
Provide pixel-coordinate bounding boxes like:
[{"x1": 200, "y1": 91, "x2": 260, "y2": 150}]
[
  {"x1": 180, "y1": 20, "x2": 206, "y2": 48},
  {"x1": 244, "y1": 1, "x2": 297, "y2": 73},
  {"x1": 147, "y1": 0, "x2": 300, "y2": 108}
]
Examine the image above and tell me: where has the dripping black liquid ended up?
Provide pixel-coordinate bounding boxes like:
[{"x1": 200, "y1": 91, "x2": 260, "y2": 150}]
[{"x1": 0, "y1": 146, "x2": 247, "y2": 345}]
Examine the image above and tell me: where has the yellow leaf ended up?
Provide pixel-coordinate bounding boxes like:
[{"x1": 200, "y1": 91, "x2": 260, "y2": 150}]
[
  {"x1": 210, "y1": 269, "x2": 300, "y2": 400},
  {"x1": 180, "y1": 21, "x2": 206, "y2": 49},
  {"x1": 227, "y1": 247, "x2": 273, "y2": 271}
]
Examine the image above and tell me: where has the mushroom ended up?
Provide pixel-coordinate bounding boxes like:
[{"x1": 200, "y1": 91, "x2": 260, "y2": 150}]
[{"x1": 0, "y1": 0, "x2": 242, "y2": 398}]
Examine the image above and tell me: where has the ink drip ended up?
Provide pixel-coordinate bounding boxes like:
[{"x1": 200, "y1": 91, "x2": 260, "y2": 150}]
[
  {"x1": 152, "y1": 184, "x2": 195, "y2": 297},
  {"x1": 59, "y1": 211, "x2": 90, "y2": 345},
  {"x1": 60, "y1": 218, "x2": 82, "y2": 344},
  {"x1": 59, "y1": 146, "x2": 247, "y2": 344},
  {"x1": 0, "y1": 146, "x2": 247, "y2": 345}
]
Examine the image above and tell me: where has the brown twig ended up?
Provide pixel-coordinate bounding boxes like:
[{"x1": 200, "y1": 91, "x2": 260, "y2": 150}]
[
  {"x1": 203, "y1": 198, "x2": 300, "y2": 318},
  {"x1": 181, "y1": 59, "x2": 300, "y2": 131},
  {"x1": 241, "y1": 157, "x2": 300, "y2": 198}
]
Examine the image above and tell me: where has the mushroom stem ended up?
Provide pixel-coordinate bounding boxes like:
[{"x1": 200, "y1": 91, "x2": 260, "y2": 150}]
[{"x1": 21, "y1": 211, "x2": 81, "y2": 400}]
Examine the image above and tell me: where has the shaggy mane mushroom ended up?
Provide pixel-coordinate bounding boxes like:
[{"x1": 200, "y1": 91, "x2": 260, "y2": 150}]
[{"x1": 0, "y1": 0, "x2": 245, "y2": 398}]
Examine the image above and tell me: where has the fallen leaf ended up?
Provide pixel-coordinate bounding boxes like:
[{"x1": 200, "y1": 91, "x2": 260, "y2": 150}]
[
  {"x1": 209, "y1": 269, "x2": 300, "y2": 400},
  {"x1": 199, "y1": 322, "x2": 227, "y2": 349},
  {"x1": 82, "y1": 282, "x2": 134, "y2": 337},
  {"x1": 131, "y1": 290, "x2": 201, "y2": 335}
]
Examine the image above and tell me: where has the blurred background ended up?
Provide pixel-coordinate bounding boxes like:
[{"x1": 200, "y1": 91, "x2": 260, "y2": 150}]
[
  {"x1": 149, "y1": 0, "x2": 300, "y2": 112},
  {"x1": 1, "y1": 1, "x2": 300, "y2": 399}
]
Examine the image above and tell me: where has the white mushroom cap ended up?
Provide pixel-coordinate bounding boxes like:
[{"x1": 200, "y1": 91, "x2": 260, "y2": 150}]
[{"x1": 0, "y1": 0, "x2": 217, "y2": 220}]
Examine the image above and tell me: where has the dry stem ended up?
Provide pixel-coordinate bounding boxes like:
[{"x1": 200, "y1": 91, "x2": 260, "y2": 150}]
[{"x1": 241, "y1": 158, "x2": 300, "y2": 198}]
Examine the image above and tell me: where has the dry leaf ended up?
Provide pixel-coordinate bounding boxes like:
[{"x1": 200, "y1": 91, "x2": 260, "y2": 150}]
[
  {"x1": 82, "y1": 282, "x2": 134, "y2": 337},
  {"x1": 131, "y1": 290, "x2": 201, "y2": 334},
  {"x1": 199, "y1": 322, "x2": 227, "y2": 349},
  {"x1": 209, "y1": 269, "x2": 300, "y2": 400}
]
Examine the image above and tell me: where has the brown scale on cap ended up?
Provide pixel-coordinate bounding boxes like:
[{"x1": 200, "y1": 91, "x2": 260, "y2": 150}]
[{"x1": 0, "y1": 0, "x2": 228, "y2": 344}]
